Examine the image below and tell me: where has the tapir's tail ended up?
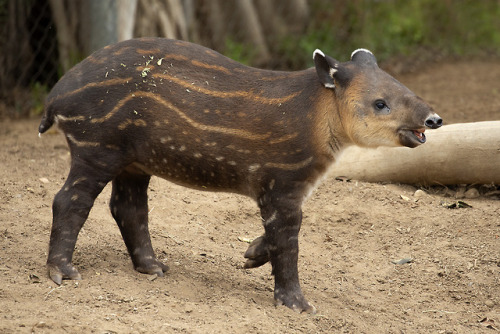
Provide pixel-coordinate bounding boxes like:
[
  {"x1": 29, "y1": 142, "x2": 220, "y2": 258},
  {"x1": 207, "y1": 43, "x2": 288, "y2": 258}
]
[{"x1": 38, "y1": 100, "x2": 56, "y2": 135}]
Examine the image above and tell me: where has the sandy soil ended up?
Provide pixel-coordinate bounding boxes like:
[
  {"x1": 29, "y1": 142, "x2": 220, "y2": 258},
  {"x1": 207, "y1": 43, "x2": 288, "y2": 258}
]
[{"x1": 0, "y1": 60, "x2": 499, "y2": 333}]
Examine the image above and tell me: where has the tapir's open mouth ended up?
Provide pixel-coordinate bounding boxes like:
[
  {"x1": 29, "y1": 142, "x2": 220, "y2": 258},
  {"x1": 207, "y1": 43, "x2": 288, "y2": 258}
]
[
  {"x1": 399, "y1": 128, "x2": 426, "y2": 148},
  {"x1": 412, "y1": 129, "x2": 426, "y2": 143}
]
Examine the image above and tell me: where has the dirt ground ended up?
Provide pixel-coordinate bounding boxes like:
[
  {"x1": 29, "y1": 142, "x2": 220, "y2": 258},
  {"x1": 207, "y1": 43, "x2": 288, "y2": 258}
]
[{"x1": 1, "y1": 60, "x2": 499, "y2": 333}]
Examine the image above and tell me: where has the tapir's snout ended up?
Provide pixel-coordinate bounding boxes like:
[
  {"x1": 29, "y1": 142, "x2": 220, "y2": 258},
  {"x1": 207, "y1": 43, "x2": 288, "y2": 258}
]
[
  {"x1": 425, "y1": 114, "x2": 443, "y2": 129},
  {"x1": 398, "y1": 112, "x2": 443, "y2": 148}
]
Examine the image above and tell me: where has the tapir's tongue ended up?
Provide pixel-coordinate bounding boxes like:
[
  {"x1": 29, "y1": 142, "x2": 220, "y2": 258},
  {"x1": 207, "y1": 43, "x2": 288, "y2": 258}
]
[{"x1": 413, "y1": 129, "x2": 426, "y2": 142}]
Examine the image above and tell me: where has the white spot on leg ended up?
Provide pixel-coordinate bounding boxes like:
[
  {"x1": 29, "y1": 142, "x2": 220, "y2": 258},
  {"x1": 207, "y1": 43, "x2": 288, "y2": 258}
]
[
  {"x1": 72, "y1": 177, "x2": 87, "y2": 186},
  {"x1": 248, "y1": 163, "x2": 261, "y2": 172},
  {"x1": 264, "y1": 211, "x2": 278, "y2": 226}
]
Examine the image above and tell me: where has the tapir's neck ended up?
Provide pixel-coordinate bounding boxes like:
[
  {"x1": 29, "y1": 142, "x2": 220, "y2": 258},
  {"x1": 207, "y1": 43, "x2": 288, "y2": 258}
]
[
  {"x1": 302, "y1": 79, "x2": 353, "y2": 161},
  {"x1": 253, "y1": 68, "x2": 352, "y2": 159}
]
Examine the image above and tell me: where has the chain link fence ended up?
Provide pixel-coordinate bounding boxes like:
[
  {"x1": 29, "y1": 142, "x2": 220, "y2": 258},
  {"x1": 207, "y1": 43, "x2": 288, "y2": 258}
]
[{"x1": 0, "y1": 0, "x2": 59, "y2": 117}]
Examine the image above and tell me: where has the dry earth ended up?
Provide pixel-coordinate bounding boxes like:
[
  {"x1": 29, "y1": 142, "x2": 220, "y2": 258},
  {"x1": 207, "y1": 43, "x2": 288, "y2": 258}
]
[{"x1": 1, "y1": 60, "x2": 499, "y2": 333}]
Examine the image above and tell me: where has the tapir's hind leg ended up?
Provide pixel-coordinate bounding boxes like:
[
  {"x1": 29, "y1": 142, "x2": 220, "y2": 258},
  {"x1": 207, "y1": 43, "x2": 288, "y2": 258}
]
[
  {"x1": 110, "y1": 170, "x2": 168, "y2": 276},
  {"x1": 47, "y1": 161, "x2": 114, "y2": 285}
]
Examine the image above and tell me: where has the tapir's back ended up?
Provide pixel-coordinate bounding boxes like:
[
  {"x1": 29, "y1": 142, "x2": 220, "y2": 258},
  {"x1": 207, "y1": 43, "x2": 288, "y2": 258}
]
[{"x1": 47, "y1": 38, "x2": 278, "y2": 118}]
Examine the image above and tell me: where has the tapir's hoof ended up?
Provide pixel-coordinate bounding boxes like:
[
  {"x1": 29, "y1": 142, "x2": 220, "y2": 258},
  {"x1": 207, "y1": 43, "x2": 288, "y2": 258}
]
[
  {"x1": 47, "y1": 263, "x2": 82, "y2": 285},
  {"x1": 243, "y1": 235, "x2": 270, "y2": 268},
  {"x1": 275, "y1": 293, "x2": 317, "y2": 314},
  {"x1": 134, "y1": 259, "x2": 169, "y2": 277}
]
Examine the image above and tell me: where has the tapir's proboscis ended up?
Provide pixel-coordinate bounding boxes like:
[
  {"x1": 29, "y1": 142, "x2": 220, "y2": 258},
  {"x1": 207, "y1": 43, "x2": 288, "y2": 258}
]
[{"x1": 39, "y1": 38, "x2": 442, "y2": 313}]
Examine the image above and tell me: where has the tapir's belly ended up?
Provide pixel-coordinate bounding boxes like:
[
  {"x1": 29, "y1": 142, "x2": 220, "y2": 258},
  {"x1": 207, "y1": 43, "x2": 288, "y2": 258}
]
[{"x1": 131, "y1": 143, "x2": 248, "y2": 193}]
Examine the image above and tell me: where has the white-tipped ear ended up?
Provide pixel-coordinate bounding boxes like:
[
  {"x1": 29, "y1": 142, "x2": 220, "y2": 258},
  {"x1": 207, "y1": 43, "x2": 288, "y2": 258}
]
[
  {"x1": 313, "y1": 49, "x2": 343, "y2": 89},
  {"x1": 350, "y1": 48, "x2": 373, "y2": 59},
  {"x1": 313, "y1": 49, "x2": 325, "y2": 60}
]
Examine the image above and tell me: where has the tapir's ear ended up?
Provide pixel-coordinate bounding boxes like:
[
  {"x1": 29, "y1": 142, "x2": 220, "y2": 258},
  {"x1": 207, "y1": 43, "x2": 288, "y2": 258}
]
[
  {"x1": 313, "y1": 49, "x2": 338, "y2": 89},
  {"x1": 313, "y1": 49, "x2": 353, "y2": 89},
  {"x1": 350, "y1": 48, "x2": 377, "y2": 66}
]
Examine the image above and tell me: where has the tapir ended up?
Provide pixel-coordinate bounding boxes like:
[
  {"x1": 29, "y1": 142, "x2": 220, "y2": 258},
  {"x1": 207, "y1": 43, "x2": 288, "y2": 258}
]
[{"x1": 39, "y1": 38, "x2": 442, "y2": 313}]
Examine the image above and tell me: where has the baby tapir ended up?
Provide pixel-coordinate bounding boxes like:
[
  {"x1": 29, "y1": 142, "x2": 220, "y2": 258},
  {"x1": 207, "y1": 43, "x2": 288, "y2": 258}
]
[{"x1": 39, "y1": 38, "x2": 442, "y2": 313}]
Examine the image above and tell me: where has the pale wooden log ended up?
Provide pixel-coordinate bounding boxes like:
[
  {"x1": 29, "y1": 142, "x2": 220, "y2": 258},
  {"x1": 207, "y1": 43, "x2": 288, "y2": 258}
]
[{"x1": 333, "y1": 121, "x2": 500, "y2": 185}]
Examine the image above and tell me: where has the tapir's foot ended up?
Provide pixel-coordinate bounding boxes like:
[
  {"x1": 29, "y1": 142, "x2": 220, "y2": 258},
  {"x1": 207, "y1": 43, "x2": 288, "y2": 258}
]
[
  {"x1": 274, "y1": 287, "x2": 316, "y2": 314},
  {"x1": 133, "y1": 257, "x2": 169, "y2": 277},
  {"x1": 243, "y1": 235, "x2": 270, "y2": 268},
  {"x1": 47, "y1": 262, "x2": 82, "y2": 285}
]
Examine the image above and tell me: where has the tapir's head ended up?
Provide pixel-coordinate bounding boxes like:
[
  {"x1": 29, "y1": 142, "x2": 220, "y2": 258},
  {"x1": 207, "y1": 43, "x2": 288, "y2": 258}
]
[{"x1": 313, "y1": 48, "x2": 442, "y2": 148}]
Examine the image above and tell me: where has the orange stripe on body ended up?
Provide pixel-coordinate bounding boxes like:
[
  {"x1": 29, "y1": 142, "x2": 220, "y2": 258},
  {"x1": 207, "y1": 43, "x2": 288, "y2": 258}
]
[
  {"x1": 92, "y1": 91, "x2": 272, "y2": 141},
  {"x1": 47, "y1": 77, "x2": 133, "y2": 107},
  {"x1": 153, "y1": 72, "x2": 301, "y2": 105},
  {"x1": 190, "y1": 60, "x2": 232, "y2": 75}
]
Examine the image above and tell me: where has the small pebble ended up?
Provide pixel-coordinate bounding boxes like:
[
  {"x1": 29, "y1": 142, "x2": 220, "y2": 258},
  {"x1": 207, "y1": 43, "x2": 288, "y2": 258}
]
[
  {"x1": 464, "y1": 188, "x2": 480, "y2": 199},
  {"x1": 39, "y1": 177, "x2": 50, "y2": 184},
  {"x1": 485, "y1": 299, "x2": 495, "y2": 308},
  {"x1": 414, "y1": 189, "x2": 426, "y2": 198}
]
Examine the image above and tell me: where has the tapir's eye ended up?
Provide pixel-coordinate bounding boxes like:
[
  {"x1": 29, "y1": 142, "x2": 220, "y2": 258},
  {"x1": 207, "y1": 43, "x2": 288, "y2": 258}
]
[{"x1": 374, "y1": 100, "x2": 390, "y2": 114}]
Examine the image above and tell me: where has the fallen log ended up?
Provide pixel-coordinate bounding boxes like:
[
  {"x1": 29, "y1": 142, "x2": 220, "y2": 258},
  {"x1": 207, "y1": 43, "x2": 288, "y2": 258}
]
[{"x1": 333, "y1": 121, "x2": 500, "y2": 185}]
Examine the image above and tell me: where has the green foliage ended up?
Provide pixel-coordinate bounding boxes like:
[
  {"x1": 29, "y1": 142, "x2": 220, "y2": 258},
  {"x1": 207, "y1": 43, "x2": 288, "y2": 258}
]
[
  {"x1": 224, "y1": 38, "x2": 256, "y2": 66},
  {"x1": 273, "y1": 0, "x2": 500, "y2": 70},
  {"x1": 29, "y1": 82, "x2": 50, "y2": 116}
]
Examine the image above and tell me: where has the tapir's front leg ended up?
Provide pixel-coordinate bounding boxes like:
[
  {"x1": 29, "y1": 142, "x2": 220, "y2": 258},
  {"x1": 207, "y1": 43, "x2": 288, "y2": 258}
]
[
  {"x1": 110, "y1": 171, "x2": 169, "y2": 276},
  {"x1": 259, "y1": 194, "x2": 316, "y2": 313}
]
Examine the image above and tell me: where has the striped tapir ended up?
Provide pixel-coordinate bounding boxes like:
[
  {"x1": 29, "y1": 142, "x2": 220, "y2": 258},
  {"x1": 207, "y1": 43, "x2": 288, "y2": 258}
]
[{"x1": 39, "y1": 38, "x2": 442, "y2": 313}]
